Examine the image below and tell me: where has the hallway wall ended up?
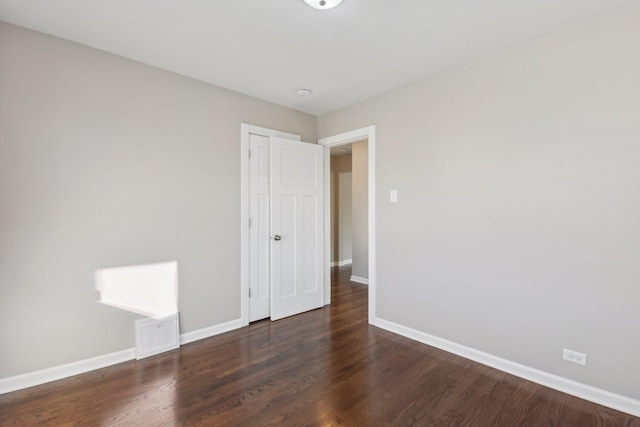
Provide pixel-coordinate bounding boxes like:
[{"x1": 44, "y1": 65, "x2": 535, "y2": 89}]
[
  {"x1": 330, "y1": 155, "x2": 352, "y2": 265},
  {"x1": 351, "y1": 140, "x2": 368, "y2": 279}
]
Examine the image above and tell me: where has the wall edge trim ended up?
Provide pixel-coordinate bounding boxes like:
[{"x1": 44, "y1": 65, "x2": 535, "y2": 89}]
[
  {"x1": 180, "y1": 318, "x2": 246, "y2": 345},
  {"x1": 0, "y1": 348, "x2": 135, "y2": 395},
  {"x1": 0, "y1": 318, "x2": 247, "y2": 395},
  {"x1": 370, "y1": 316, "x2": 640, "y2": 417},
  {"x1": 350, "y1": 275, "x2": 369, "y2": 285}
]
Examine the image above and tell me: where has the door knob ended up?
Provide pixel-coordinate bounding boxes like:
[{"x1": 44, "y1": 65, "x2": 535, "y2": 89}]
[{"x1": 273, "y1": 235, "x2": 282, "y2": 241}]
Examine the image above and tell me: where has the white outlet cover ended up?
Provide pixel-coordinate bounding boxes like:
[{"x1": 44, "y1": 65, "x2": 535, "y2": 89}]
[
  {"x1": 563, "y1": 348, "x2": 587, "y2": 366},
  {"x1": 390, "y1": 190, "x2": 398, "y2": 203}
]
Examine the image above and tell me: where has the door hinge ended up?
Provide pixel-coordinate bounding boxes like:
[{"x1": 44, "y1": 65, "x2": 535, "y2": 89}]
[
  {"x1": 249, "y1": 288, "x2": 252, "y2": 298},
  {"x1": 248, "y1": 150, "x2": 251, "y2": 159},
  {"x1": 248, "y1": 218, "x2": 251, "y2": 228}
]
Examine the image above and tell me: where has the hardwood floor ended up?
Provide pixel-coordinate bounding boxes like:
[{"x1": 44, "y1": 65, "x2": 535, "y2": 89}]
[{"x1": 1, "y1": 266, "x2": 638, "y2": 426}]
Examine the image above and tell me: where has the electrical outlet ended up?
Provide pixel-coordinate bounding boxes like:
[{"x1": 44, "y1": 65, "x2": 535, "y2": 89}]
[{"x1": 563, "y1": 349, "x2": 587, "y2": 366}]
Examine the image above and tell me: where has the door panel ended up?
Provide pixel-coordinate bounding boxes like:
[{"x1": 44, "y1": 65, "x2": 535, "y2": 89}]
[
  {"x1": 279, "y1": 194, "x2": 296, "y2": 298},
  {"x1": 270, "y1": 137, "x2": 324, "y2": 321},
  {"x1": 249, "y1": 134, "x2": 271, "y2": 322}
]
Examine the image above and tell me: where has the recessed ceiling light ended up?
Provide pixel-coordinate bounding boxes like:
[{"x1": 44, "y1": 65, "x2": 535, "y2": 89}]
[
  {"x1": 296, "y1": 88, "x2": 313, "y2": 96},
  {"x1": 340, "y1": 148, "x2": 348, "y2": 152},
  {"x1": 304, "y1": 0, "x2": 343, "y2": 10}
]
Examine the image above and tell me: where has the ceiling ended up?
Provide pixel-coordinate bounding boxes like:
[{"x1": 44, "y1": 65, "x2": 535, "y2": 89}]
[
  {"x1": 1, "y1": 0, "x2": 637, "y2": 116},
  {"x1": 330, "y1": 143, "x2": 352, "y2": 157}
]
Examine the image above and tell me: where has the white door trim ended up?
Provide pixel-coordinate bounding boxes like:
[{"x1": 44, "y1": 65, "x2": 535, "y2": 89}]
[
  {"x1": 318, "y1": 125, "x2": 376, "y2": 323},
  {"x1": 240, "y1": 124, "x2": 300, "y2": 326}
]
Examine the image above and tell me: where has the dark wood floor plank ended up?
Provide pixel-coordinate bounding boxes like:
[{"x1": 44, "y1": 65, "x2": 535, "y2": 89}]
[{"x1": 1, "y1": 266, "x2": 638, "y2": 426}]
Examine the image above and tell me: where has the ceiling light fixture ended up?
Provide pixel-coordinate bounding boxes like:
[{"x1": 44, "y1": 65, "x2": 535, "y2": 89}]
[
  {"x1": 304, "y1": 0, "x2": 343, "y2": 10},
  {"x1": 296, "y1": 88, "x2": 313, "y2": 96}
]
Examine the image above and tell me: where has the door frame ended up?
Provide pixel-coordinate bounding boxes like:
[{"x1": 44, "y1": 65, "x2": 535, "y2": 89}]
[
  {"x1": 318, "y1": 126, "x2": 376, "y2": 323},
  {"x1": 240, "y1": 124, "x2": 301, "y2": 326},
  {"x1": 240, "y1": 123, "x2": 377, "y2": 325}
]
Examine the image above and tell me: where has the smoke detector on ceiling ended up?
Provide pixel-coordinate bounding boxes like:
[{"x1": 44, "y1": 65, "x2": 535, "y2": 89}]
[{"x1": 304, "y1": 0, "x2": 343, "y2": 10}]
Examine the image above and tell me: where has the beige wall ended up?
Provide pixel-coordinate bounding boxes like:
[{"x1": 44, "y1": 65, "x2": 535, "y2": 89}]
[
  {"x1": 0, "y1": 23, "x2": 316, "y2": 378},
  {"x1": 351, "y1": 140, "x2": 368, "y2": 279},
  {"x1": 318, "y1": 5, "x2": 640, "y2": 400},
  {"x1": 338, "y1": 172, "x2": 353, "y2": 263},
  {"x1": 330, "y1": 155, "x2": 352, "y2": 263}
]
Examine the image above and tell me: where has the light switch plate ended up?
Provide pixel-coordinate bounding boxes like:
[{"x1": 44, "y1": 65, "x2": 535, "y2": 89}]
[{"x1": 390, "y1": 190, "x2": 398, "y2": 203}]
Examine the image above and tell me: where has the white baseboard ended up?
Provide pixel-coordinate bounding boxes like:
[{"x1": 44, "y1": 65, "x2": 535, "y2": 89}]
[
  {"x1": 180, "y1": 318, "x2": 245, "y2": 345},
  {"x1": 331, "y1": 259, "x2": 353, "y2": 267},
  {"x1": 0, "y1": 348, "x2": 135, "y2": 395},
  {"x1": 370, "y1": 316, "x2": 640, "y2": 418},
  {"x1": 0, "y1": 317, "x2": 246, "y2": 395},
  {"x1": 350, "y1": 275, "x2": 369, "y2": 285}
]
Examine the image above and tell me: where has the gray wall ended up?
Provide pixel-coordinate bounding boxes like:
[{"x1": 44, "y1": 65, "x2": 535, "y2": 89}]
[
  {"x1": 330, "y1": 155, "x2": 352, "y2": 263},
  {"x1": 0, "y1": 23, "x2": 316, "y2": 377},
  {"x1": 351, "y1": 140, "x2": 368, "y2": 279},
  {"x1": 318, "y1": 5, "x2": 640, "y2": 400},
  {"x1": 338, "y1": 172, "x2": 353, "y2": 263}
]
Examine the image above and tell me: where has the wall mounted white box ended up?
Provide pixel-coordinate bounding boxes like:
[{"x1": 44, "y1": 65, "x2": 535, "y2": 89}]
[
  {"x1": 135, "y1": 313, "x2": 180, "y2": 359},
  {"x1": 562, "y1": 348, "x2": 587, "y2": 366}
]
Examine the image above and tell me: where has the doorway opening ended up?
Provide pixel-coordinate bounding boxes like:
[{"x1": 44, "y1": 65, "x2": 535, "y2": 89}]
[
  {"x1": 328, "y1": 140, "x2": 368, "y2": 319},
  {"x1": 319, "y1": 126, "x2": 376, "y2": 323},
  {"x1": 329, "y1": 140, "x2": 369, "y2": 288},
  {"x1": 240, "y1": 124, "x2": 376, "y2": 325}
]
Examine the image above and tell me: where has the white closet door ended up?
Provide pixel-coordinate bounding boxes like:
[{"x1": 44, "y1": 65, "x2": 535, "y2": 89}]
[
  {"x1": 248, "y1": 134, "x2": 271, "y2": 321},
  {"x1": 269, "y1": 137, "x2": 324, "y2": 321}
]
